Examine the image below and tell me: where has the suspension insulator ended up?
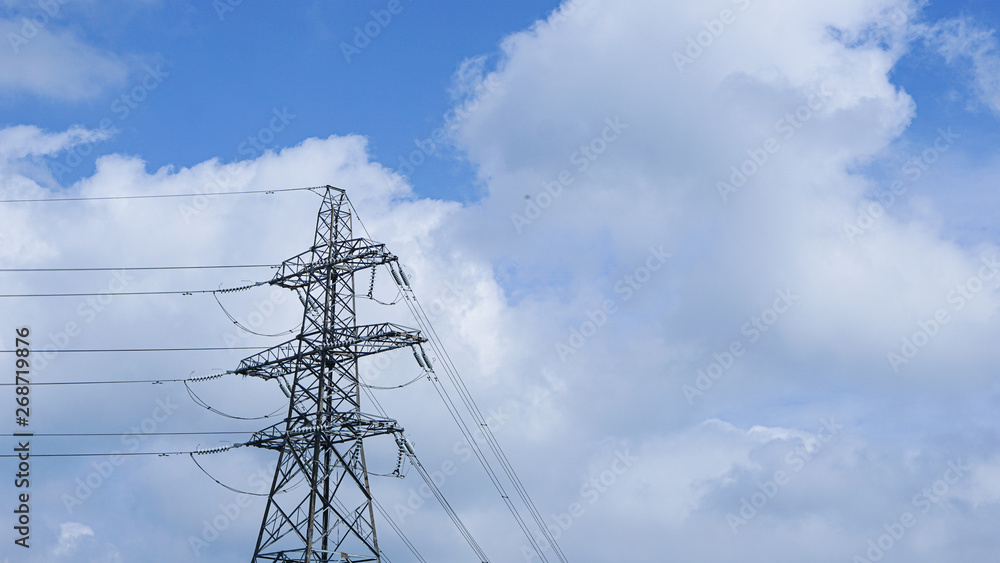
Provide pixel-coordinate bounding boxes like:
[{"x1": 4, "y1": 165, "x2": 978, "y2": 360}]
[
  {"x1": 399, "y1": 267, "x2": 411, "y2": 287},
  {"x1": 421, "y1": 349, "x2": 432, "y2": 369},
  {"x1": 412, "y1": 347, "x2": 426, "y2": 368},
  {"x1": 278, "y1": 380, "x2": 291, "y2": 398},
  {"x1": 390, "y1": 265, "x2": 403, "y2": 286}
]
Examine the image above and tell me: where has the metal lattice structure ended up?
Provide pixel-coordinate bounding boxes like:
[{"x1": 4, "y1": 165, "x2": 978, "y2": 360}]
[{"x1": 236, "y1": 186, "x2": 424, "y2": 562}]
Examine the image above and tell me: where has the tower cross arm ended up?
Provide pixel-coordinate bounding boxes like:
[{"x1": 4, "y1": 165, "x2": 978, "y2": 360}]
[
  {"x1": 245, "y1": 412, "x2": 404, "y2": 450},
  {"x1": 270, "y1": 238, "x2": 398, "y2": 289},
  {"x1": 234, "y1": 323, "x2": 425, "y2": 380}
]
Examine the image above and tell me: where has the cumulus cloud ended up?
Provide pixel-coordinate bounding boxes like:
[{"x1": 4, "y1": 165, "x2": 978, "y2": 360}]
[
  {"x1": 0, "y1": 130, "x2": 483, "y2": 561},
  {"x1": 51, "y1": 521, "x2": 121, "y2": 562},
  {"x1": 0, "y1": 124, "x2": 112, "y2": 162},
  {"x1": 3, "y1": 0, "x2": 1000, "y2": 561},
  {"x1": 53, "y1": 521, "x2": 94, "y2": 556},
  {"x1": 0, "y1": 17, "x2": 128, "y2": 101},
  {"x1": 437, "y1": 0, "x2": 1000, "y2": 558}
]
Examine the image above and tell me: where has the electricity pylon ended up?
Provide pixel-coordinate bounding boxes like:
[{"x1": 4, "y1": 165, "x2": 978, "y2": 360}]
[{"x1": 235, "y1": 186, "x2": 424, "y2": 562}]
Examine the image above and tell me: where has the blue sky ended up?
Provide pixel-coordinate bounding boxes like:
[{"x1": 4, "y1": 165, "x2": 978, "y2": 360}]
[
  {"x1": 2, "y1": 0, "x2": 995, "y2": 199},
  {"x1": 5, "y1": 0, "x2": 1000, "y2": 562},
  {"x1": 2, "y1": 0, "x2": 565, "y2": 200}
]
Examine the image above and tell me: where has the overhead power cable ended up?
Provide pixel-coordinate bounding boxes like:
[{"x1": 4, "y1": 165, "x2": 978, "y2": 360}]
[
  {"x1": 386, "y1": 261, "x2": 566, "y2": 563},
  {"x1": 372, "y1": 497, "x2": 428, "y2": 563},
  {"x1": 184, "y1": 379, "x2": 284, "y2": 421},
  {"x1": 359, "y1": 386, "x2": 487, "y2": 561},
  {"x1": 403, "y1": 440, "x2": 491, "y2": 562},
  {"x1": 190, "y1": 454, "x2": 271, "y2": 497},
  {"x1": 0, "y1": 185, "x2": 313, "y2": 204},
  {"x1": 0, "y1": 440, "x2": 262, "y2": 458},
  {"x1": 0, "y1": 264, "x2": 276, "y2": 273},
  {"x1": 213, "y1": 290, "x2": 298, "y2": 338},
  {"x1": 0, "y1": 346, "x2": 266, "y2": 353},
  {"x1": 360, "y1": 370, "x2": 428, "y2": 391},
  {"x1": 0, "y1": 372, "x2": 228, "y2": 386},
  {"x1": 0, "y1": 289, "x2": 209, "y2": 298},
  {"x1": 346, "y1": 198, "x2": 548, "y2": 561},
  {"x1": 188, "y1": 454, "x2": 305, "y2": 497},
  {"x1": 0, "y1": 449, "x2": 224, "y2": 459},
  {"x1": 0, "y1": 280, "x2": 267, "y2": 299},
  {"x1": 1, "y1": 431, "x2": 251, "y2": 437}
]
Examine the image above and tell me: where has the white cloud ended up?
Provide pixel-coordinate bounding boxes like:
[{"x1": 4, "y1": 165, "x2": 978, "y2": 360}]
[
  {"x1": 0, "y1": 124, "x2": 112, "y2": 162},
  {"x1": 0, "y1": 124, "x2": 114, "y2": 261},
  {"x1": 436, "y1": 0, "x2": 1000, "y2": 557},
  {"x1": 0, "y1": 132, "x2": 471, "y2": 562},
  {"x1": 444, "y1": 0, "x2": 1000, "y2": 397},
  {"x1": 609, "y1": 419, "x2": 810, "y2": 526},
  {"x1": 53, "y1": 521, "x2": 94, "y2": 556},
  {"x1": 51, "y1": 521, "x2": 121, "y2": 561},
  {"x1": 0, "y1": 18, "x2": 128, "y2": 101},
  {"x1": 3, "y1": 0, "x2": 1000, "y2": 561},
  {"x1": 918, "y1": 16, "x2": 1000, "y2": 114}
]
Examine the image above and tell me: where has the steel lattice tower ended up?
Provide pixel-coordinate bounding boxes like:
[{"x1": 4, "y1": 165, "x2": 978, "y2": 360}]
[{"x1": 234, "y1": 186, "x2": 424, "y2": 562}]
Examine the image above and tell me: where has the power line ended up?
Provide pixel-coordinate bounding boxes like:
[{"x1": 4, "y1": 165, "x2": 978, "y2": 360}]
[
  {"x1": 189, "y1": 454, "x2": 305, "y2": 497},
  {"x1": 0, "y1": 185, "x2": 314, "y2": 204},
  {"x1": 0, "y1": 346, "x2": 265, "y2": 353},
  {"x1": 184, "y1": 379, "x2": 285, "y2": 421},
  {"x1": 0, "y1": 280, "x2": 266, "y2": 298},
  {"x1": 0, "y1": 289, "x2": 218, "y2": 298},
  {"x1": 0, "y1": 371, "x2": 228, "y2": 386},
  {"x1": 0, "y1": 450, "x2": 207, "y2": 458},
  {"x1": 404, "y1": 442, "x2": 491, "y2": 562},
  {"x1": 1, "y1": 431, "x2": 252, "y2": 437},
  {"x1": 363, "y1": 378, "x2": 479, "y2": 561},
  {"x1": 372, "y1": 495, "x2": 427, "y2": 563},
  {"x1": 390, "y1": 263, "x2": 565, "y2": 562},
  {"x1": 360, "y1": 370, "x2": 427, "y2": 391},
  {"x1": 0, "y1": 264, "x2": 276, "y2": 273},
  {"x1": 0, "y1": 440, "x2": 261, "y2": 458},
  {"x1": 214, "y1": 290, "x2": 298, "y2": 338},
  {"x1": 354, "y1": 202, "x2": 557, "y2": 561},
  {"x1": 0, "y1": 375, "x2": 226, "y2": 386}
]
